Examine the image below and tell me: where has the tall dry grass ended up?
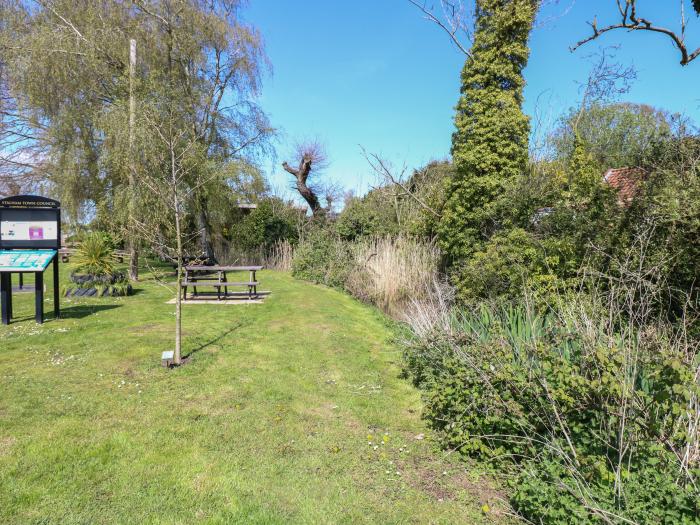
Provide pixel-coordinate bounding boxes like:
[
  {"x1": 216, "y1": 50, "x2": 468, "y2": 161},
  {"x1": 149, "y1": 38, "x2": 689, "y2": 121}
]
[
  {"x1": 345, "y1": 236, "x2": 443, "y2": 318},
  {"x1": 215, "y1": 239, "x2": 295, "y2": 271},
  {"x1": 264, "y1": 239, "x2": 295, "y2": 271}
]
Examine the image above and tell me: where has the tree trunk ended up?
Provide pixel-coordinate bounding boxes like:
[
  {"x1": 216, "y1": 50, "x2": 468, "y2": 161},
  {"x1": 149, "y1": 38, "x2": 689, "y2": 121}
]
[
  {"x1": 174, "y1": 257, "x2": 182, "y2": 364},
  {"x1": 171, "y1": 133, "x2": 182, "y2": 366},
  {"x1": 128, "y1": 38, "x2": 139, "y2": 281},
  {"x1": 196, "y1": 200, "x2": 216, "y2": 262},
  {"x1": 282, "y1": 160, "x2": 324, "y2": 218}
]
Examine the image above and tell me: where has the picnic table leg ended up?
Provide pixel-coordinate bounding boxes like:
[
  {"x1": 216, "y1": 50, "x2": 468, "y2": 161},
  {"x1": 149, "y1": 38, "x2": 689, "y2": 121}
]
[{"x1": 249, "y1": 270, "x2": 256, "y2": 300}]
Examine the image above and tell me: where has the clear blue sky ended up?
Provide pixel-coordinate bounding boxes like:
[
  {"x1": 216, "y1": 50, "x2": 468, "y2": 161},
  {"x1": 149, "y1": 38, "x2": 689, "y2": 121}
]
[{"x1": 245, "y1": 1, "x2": 700, "y2": 201}]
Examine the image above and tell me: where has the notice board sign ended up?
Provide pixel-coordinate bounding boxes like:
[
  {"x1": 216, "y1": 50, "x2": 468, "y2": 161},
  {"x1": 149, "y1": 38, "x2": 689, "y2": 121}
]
[
  {"x1": 0, "y1": 250, "x2": 57, "y2": 272},
  {"x1": 0, "y1": 195, "x2": 61, "y2": 250}
]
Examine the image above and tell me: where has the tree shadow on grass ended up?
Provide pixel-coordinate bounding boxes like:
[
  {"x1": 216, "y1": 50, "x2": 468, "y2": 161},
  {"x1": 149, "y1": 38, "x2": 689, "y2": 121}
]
[
  {"x1": 184, "y1": 322, "x2": 245, "y2": 359},
  {"x1": 6, "y1": 304, "x2": 122, "y2": 324},
  {"x1": 54, "y1": 304, "x2": 122, "y2": 320}
]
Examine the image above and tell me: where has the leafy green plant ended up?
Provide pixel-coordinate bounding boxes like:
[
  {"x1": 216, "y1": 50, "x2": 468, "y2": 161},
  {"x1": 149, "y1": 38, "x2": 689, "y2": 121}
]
[
  {"x1": 73, "y1": 232, "x2": 116, "y2": 276},
  {"x1": 231, "y1": 198, "x2": 299, "y2": 251},
  {"x1": 291, "y1": 227, "x2": 354, "y2": 288},
  {"x1": 403, "y1": 276, "x2": 700, "y2": 524},
  {"x1": 439, "y1": 0, "x2": 537, "y2": 264}
]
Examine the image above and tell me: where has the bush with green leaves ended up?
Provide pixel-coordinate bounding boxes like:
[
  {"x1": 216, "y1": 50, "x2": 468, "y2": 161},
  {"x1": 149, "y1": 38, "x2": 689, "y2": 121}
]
[
  {"x1": 68, "y1": 232, "x2": 132, "y2": 296},
  {"x1": 403, "y1": 277, "x2": 700, "y2": 523},
  {"x1": 452, "y1": 228, "x2": 574, "y2": 305},
  {"x1": 335, "y1": 192, "x2": 399, "y2": 241},
  {"x1": 230, "y1": 198, "x2": 300, "y2": 251},
  {"x1": 291, "y1": 227, "x2": 354, "y2": 288},
  {"x1": 335, "y1": 161, "x2": 451, "y2": 241}
]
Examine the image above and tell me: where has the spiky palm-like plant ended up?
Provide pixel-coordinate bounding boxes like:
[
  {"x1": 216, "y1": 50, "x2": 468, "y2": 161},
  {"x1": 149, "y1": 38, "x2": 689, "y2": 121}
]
[{"x1": 73, "y1": 233, "x2": 115, "y2": 276}]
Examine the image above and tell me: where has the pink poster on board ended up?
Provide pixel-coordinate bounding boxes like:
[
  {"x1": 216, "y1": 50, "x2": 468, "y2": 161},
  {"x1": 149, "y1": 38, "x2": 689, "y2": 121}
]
[{"x1": 29, "y1": 227, "x2": 44, "y2": 240}]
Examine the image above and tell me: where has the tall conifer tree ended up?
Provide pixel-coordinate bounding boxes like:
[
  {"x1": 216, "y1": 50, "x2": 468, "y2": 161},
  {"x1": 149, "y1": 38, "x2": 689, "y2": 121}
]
[{"x1": 438, "y1": 0, "x2": 538, "y2": 262}]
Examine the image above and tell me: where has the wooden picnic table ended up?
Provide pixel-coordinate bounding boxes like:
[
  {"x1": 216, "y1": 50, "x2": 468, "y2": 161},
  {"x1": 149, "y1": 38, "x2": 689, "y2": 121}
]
[{"x1": 182, "y1": 265, "x2": 263, "y2": 300}]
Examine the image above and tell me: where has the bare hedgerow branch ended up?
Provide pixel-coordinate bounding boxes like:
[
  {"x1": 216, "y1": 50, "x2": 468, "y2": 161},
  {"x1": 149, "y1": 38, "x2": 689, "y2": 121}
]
[{"x1": 572, "y1": 0, "x2": 700, "y2": 66}]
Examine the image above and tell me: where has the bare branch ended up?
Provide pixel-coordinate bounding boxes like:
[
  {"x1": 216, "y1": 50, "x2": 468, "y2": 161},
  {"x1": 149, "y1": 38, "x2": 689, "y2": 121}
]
[
  {"x1": 572, "y1": 0, "x2": 700, "y2": 66},
  {"x1": 282, "y1": 140, "x2": 329, "y2": 217},
  {"x1": 360, "y1": 147, "x2": 441, "y2": 218},
  {"x1": 407, "y1": 0, "x2": 473, "y2": 57}
]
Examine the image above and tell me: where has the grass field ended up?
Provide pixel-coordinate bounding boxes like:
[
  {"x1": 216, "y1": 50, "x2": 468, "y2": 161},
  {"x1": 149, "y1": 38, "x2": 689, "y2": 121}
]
[{"x1": 0, "y1": 264, "x2": 505, "y2": 524}]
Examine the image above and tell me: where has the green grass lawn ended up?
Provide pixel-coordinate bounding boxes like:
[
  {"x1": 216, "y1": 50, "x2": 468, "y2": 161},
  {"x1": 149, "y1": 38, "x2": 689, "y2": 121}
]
[{"x1": 0, "y1": 264, "x2": 505, "y2": 524}]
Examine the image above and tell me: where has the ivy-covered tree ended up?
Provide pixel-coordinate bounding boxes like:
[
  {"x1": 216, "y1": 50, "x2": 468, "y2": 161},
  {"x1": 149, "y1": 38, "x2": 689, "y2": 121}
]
[{"x1": 438, "y1": 0, "x2": 538, "y2": 263}]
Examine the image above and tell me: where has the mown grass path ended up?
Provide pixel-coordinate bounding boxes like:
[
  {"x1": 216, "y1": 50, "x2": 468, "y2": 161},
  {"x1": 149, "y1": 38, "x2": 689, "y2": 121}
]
[{"x1": 0, "y1": 269, "x2": 502, "y2": 524}]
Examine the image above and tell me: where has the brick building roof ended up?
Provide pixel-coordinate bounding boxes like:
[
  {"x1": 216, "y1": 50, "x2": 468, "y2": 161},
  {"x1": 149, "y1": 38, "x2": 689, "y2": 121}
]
[{"x1": 603, "y1": 167, "x2": 647, "y2": 205}]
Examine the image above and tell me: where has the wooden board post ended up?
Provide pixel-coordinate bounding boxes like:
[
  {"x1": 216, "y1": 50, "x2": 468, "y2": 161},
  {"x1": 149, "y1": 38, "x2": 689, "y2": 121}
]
[
  {"x1": 35, "y1": 271, "x2": 43, "y2": 323},
  {"x1": 1, "y1": 273, "x2": 10, "y2": 324},
  {"x1": 53, "y1": 254, "x2": 60, "y2": 319}
]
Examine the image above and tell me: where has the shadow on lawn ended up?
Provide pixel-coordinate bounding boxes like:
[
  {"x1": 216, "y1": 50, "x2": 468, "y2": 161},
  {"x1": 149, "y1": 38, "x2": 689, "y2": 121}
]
[
  {"x1": 55, "y1": 304, "x2": 122, "y2": 319},
  {"x1": 7, "y1": 304, "x2": 121, "y2": 323},
  {"x1": 184, "y1": 322, "x2": 244, "y2": 359}
]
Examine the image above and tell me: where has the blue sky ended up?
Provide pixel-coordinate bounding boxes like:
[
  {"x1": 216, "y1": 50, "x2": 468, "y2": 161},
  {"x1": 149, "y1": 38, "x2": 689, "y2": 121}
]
[{"x1": 245, "y1": 1, "x2": 700, "y2": 200}]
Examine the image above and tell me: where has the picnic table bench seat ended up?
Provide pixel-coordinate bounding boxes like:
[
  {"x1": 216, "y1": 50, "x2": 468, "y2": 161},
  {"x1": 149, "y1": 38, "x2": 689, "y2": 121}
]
[
  {"x1": 181, "y1": 265, "x2": 262, "y2": 300},
  {"x1": 181, "y1": 281, "x2": 258, "y2": 287}
]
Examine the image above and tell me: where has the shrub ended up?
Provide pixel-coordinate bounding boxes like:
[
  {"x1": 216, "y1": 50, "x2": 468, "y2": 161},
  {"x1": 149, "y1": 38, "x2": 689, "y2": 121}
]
[
  {"x1": 335, "y1": 192, "x2": 398, "y2": 241},
  {"x1": 291, "y1": 228, "x2": 354, "y2": 288},
  {"x1": 335, "y1": 161, "x2": 451, "y2": 241},
  {"x1": 231, "y1": 198, "x2": 299, "y2": 251},
  {"x1": 403, "y1": 273, "x2": 700, "y2": 523},
  {"x1": 452, "y1": 228, "x2": 571, "y2": 305},
  {"x1": 73, "y1": 232, "x2": 116, "y2": 276}
]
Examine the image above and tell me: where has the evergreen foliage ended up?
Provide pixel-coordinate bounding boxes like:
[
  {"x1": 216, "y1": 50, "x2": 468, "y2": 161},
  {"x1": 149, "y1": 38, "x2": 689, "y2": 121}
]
[
  {"x1": 231, "y1": 198, "x2": 300, "y2": 251},
  {"x1": 438, "y1": 0, "x2": 538, "y2": 263}
]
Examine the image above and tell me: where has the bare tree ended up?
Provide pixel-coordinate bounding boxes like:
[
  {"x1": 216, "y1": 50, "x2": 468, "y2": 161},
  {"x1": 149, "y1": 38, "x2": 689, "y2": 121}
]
[
  {"x1": 407, "y1": 0, "x2": 474, "y2": 56},
  {"x1": 136, "y1": 112, "x2": 195, "y2": 366},
  {"x1": 282, "y1": 141, "x2": 329, "y2": 217},
  {"x1": 361, "y1": 148, "x2": 441, "y2": 220},
  {"x1": 572, "y1": 46, "x2": 637, "y2": 133},
  {"x1": 573, "y1": 0, "x2": 700, "y2": 66}
]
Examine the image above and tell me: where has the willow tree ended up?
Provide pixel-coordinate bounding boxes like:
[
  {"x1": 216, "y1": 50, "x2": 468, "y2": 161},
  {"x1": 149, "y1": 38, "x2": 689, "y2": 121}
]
[
  {"x1": 0, "y1": 1, "x2": 130, "y2": 219},
  {"x1": 437, "y1": 0, "x2": 538, "y2": 264},
  {"x1": 132, "y1": 0, "x2": 272, "y2": 263},
  {"x1": 0, "y1": 0, "x2": 272, "y2": 270}
]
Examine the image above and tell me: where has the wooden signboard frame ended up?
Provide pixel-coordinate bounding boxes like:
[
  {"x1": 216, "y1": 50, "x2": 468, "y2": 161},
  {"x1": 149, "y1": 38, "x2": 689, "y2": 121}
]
[{"x1": 0, "y1": 195, "x2": 61, "y2": 324}]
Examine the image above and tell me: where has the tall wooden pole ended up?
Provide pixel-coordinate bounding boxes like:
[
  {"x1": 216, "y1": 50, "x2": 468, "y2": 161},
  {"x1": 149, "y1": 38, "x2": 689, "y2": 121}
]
[{"x1": 128, "y1": 38, "x2": 139, "y2": 281}]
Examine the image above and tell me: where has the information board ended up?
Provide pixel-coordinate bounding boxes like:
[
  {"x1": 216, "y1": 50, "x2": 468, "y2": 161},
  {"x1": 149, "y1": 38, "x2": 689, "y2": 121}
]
[
  {"x1": 0, "y1": 250, "x2": 57, "y2": 272},
  {"x1": 0, "y1": 195, "x2": 61, "y2": 250},
  {"x1": 0, "y1": 195, "x2": 62, "y2": 325},
  {"x1": 0, "y1": 220, "x2": 58, "y2": 242}
]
